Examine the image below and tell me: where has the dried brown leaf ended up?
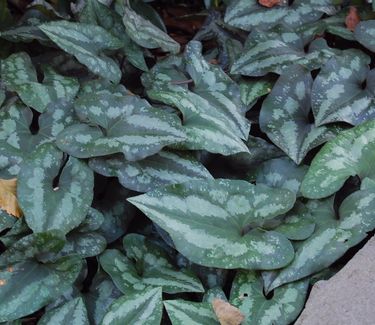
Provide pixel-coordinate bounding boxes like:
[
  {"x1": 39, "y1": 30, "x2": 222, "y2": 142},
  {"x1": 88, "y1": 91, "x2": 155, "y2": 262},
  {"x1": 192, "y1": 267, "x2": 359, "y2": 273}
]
[
  {"x1": 345, "y1": 6, "x2": 360, "y2": 32},
  {"x1": 212, "y1": 298, "x2": 245, "y2": 325},
  {"x1": 258, "y1": 0, "x2": 281, "y2": 8},
  {"x1": 0, "y1": 178, "x2": 23, "y2": 218}
]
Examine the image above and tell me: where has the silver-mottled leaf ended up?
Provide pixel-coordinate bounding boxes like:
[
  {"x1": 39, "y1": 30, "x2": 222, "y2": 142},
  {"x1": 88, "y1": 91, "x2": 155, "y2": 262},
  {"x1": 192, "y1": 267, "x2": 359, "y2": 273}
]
[
  {"x1": 59, "y1": 232, "x2": 106, "y2": 258},
  {"x1": 230, "y1": 270, "x2": 308, "y2": 325},
  {"x1": 39, "y1": 21, "x2": 123, "y2": 82},
  {"x1": 259, "y1": 65, "x2": 340, "y2": 164},
  {"x1": 101, "y1": 287, "x2": 162, "y2": 325},
  {"x1": 239, "y1": 79, "x2": 273, "y2": 107},
  {"x1": 17, "y1": 143, "x2": 94, "y2": 234},
  {"x1": 38, "y1": 297, "x2": 89, "y2": 325},
  {"x1": 164, "y1": 300, "x2": 219, "y2": 325},
  {"x1": 0, "y1": 256, "x2": 82, "y2": 322},
  {"x1": 354, "y1": 20, "x2": 375, "y2": 52},
  {"x1": 312, "y1": 50, "x2": 375, "y2": 126},
  {"x1": 301, "y1": 119, "x2": 375, "y2": 199},
  {"x1": 128, "y1": 179, "x2": 295, "y2": 269},
  {"x1": 89, "y1": 150, "x2": 212, "y2": 192}
]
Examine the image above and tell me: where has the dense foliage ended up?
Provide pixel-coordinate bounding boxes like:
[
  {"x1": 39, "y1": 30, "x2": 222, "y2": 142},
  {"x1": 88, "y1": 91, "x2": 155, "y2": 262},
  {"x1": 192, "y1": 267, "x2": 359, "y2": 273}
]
[{"x1": 0, "y1": 0, "x2": 375, "y2": 324}]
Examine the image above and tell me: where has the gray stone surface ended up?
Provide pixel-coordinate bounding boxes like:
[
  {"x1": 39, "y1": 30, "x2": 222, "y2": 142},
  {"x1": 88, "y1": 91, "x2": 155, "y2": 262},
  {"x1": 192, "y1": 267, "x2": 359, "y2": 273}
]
[{"x1": 295, "y1": 235, "x2": 375, "y2": 325}]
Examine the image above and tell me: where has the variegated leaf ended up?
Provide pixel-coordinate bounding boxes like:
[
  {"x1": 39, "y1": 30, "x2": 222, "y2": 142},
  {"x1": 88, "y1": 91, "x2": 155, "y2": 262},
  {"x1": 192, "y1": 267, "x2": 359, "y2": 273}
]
[
  {"x1": 39, "y1": 21, "x2": 123, "y2": 82},
  {"x1": 239, "y1": 79, "x2": 273, "y2": 107},
  {"x1": 101, "y1": 287, "x2": 162, "y2": 325},
  {"x1": 80, "y1": 0, "x2": 147, "y2": 71},
  {"x1": 0, "y1": 231, "x2": 65, "y2": 266},
  {"x1": 56, "y1": 87, "x2": 186, "y2": 160},
  {"x1": 59, "y1": 232, "x2": 106, "y2": 258},
  {"x1": 268, "y1": 190, "x2": 375, "y2": 290},
  {"x1": 0, "y1": 256, "x2": 82, "y2": 322},
  {"x1": 0, "y1": 210, "x2": 15, "y2": 233},
  {"x1": 312, "y1": 50, "x2": 375, "y2": 126},
  {"x1": 38, "y1": 297, "x2": 89, "y2": 325},
  {"x1": 128, "y1": 179, "x2": 295, "y2": 269},
  {"x1": 230, "y1": 270, "x2": 309, "y2": 325},
  {"x1": 0, "y1": 100, "x2": 77, "y2": 178},
  {"x1": 77, "y1": 207, "x2": 104, "y2": 233},
  {"x1": 89, "y1": 151, "x2": 212, "y2": 192},
  {"x1": 301, "y1": 119, "x2": 375, "y2": 199},
  {"x1": 256, "y1": 157, "x2": 308, "y2": 197},
  {"x1": 354, "y1": 20, "x2": 375, "y2": 52},
  {"x1": 99, "y1": 233, "x2": 204, "y2": 294},
  {"x1": 164, "y1": 300, "x2": 219, "y2": 325},
  {"x1": 17, "y1": 143, "x2": 94, "y2": 234},
  {"x1": 231, "y1": 31, "x2": 333, "y2": 77},
  {"x1": 143, "y1": 41, "x2": 250, "y2": 156},
  {"x1": 259, "y1": 65, "x2": 340, "y2": 164},
  {"x1": 1, "y1": 52, "x2": 79, "y2": 113},
  {"x1": 122, "y1": 3, "x2": 179, "y2": 54},
  {"x1": 225, "y1": 0, "x2": 336, "y2": 31}
]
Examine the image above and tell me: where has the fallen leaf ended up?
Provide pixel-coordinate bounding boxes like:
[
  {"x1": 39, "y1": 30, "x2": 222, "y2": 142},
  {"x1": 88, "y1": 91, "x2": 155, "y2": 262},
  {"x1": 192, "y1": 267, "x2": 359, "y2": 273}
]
[
  {"x1": 258, "y1": 0, "x2": 281, "y2": 8},
  {"x1": 345, "y1": 6, "x2": 360, "y2": 31},
  {"x1": 0, "y1": 178, "x2": 23, "y2": 218},
  {"x1": 212, "y1": 298, "x2": 245, "y2": 325}
]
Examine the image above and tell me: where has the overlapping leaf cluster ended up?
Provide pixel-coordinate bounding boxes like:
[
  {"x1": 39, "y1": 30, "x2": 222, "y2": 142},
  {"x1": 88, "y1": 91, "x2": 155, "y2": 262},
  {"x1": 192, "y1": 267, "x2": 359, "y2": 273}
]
[{"x1": 0, "y1": 0, "x2": 375, "y2": 324}]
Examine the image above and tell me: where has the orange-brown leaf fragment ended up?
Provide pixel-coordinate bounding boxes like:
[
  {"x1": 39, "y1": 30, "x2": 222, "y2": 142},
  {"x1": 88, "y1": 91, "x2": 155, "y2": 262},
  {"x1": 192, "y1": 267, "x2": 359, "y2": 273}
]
[
  {"x1": 212, "y1": 298, "x2": 245, "y2": 325},
  {"x1": 0, "y1": 178, "x2": 23, "y2": 218},
  {"x1": 258, "y1": 0, "x2": 281, "y2": 8},
  {"x1": 345, "y1": 6, "x2": 360, "y2": 31}
]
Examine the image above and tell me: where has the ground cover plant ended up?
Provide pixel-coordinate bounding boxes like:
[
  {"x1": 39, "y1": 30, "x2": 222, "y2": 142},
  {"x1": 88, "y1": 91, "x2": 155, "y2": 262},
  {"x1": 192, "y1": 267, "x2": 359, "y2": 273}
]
[{"x1": 0, "y1": 0, "x2": 375, "y2": 324}]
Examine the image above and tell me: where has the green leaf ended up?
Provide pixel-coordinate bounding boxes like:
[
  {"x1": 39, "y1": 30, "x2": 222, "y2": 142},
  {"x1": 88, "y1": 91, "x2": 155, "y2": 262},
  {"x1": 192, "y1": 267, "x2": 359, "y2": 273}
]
[
  {"x1": 60, "y1": 232, "x2": 106, "y2": 258},
  {"x1": 38, "y1": 297, "x2": 89, "y2": 325},
  {"x1": 239, "y1": 79, "x2": 273, "y2": 107},
  {"x1": 268, "y1": 190, "x2": 375, "y2": 290},
  {"x1": 39, "y1": 21, "x2": 123, "y2": 83},
  {"x1": 99, "y1": 234, "x2": 204, "y2": 294},
  {"x1": 77, "y1": 207, "x2": 104, "y2": 233},
  {"x1": 0, "y1": 100, "x2": 77, "y2": 178},
  {"x1": 230, "y1": 270, "x2": 309, "y2": 325},
  {"x1": 56, "y1": 88, "x2": 186, "y2": 160},
  {"x1": 259, "y1": 65, "x2": 340, "y2": 164},
  {"x1": 301, "y1": 119, "x2": 375, "y2": 199},
  {"x1": 143, "y1": 41, "x2": 250, "y2": 156},
  {"x1": 255, "y1": 157, "x2": 308, "y2": 197},
  {"x1": 80, "y1": 0, "x2": 147, "y2": 71},
  {"x1": 122, "y1": 3, "x2": 180, "y2": 54},
  {"x1": 231, "y1": 31, "x2": 333, "y2": 76},
  {"x1": 89, "y1": 151, "x2": 212, "y2": 192},
  {"x1": 17, "y1": 143, "x2": 94, "y2": 234},
  {"x1": 311, "y1": 51, "x2": 375, "y2": 126},
  {"x1": 0, "y1": 231, "x2": 65, "y2": 266},
  {"x1": 101, "y1": 287, "x2": 162, "y2": 325},
  {"x1": 164, "y1": 300, "x2": 219, "y2": 325},
  {"x1": 1, "y1": 52, "x2": 79, "y2": 113},
  {"x1": 354, "y1": 20, "x2": 375, "y2": 52},
  {"x1": 128, "y1": 179, "x2": 295, "y2": 269},
  {"x1": 0, "y1": 256, "x2": 82, "y2": 322}
]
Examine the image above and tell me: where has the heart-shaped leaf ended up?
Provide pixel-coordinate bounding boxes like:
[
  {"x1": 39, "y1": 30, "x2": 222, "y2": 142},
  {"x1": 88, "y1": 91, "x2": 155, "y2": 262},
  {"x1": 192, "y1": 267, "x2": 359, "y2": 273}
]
[
  {"x1": 231, "y1": 31, "x2": 333, "y2": 77},
  {"x1": 56, "y1": 88, "x2": 186, "y2": 160},
  {"x1": 229, "y1": 270, "x2": 309, "y2": 325},
  {"x1": 39, "y1": 21, "x2": 123, "y2": 83},
  {"x1": 268, "y1": 188, "x2": 375, "y2": 290},
  {"x1": 89, "y1": 151, "x2": 212, "y2": 192},
  {"x1": 301, "y1": 119, "x2": 375, "y2": 199},
  {"x1": 164, "y1": 300, "x2": 219, "y2": 325},
  {"x1": 38, "y1": 297, "x2": 89, "y2": 325},
  {"x1": 311, "y1": 50, "x2": 375, "y2": 126},
  {"x1": 0, "y1": 256, "x2": 82, "y2": 322},
  {"x1": 122, "y1": 3, "x2": 180, "y2": 54},
  {"x1": 99, "y1": 233, "x2": 203, "y2": 294},
  {"x1": 354, "y1": 20, "x2": 375, "y2": 52},
  {"x1": 1, "y1": 52, "x2": 79, "y2": 113},
  {"x1": 259, "y1": 65, "x2": 340, "y2": 164},
  {"x1": 17, "y1": 143, "x2": 94, "y2": 234},
  {"x1": 59, "y1": 232, "x2": 106, "y2": 259},
  {"x1": 101, "y1": 287, "x2": 162, "y2": 325},
  {"x1": 128, "y1": 179, "x2": 295, "y2": 269}
]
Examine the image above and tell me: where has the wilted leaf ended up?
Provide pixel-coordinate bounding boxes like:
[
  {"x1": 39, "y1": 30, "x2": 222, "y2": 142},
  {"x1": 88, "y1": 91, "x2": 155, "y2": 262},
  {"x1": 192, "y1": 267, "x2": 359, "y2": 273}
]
[
  {"x1": 345, "y1": 6, "x2": 360, "y2": 31},
  {"x1": 128, "y1": 179, "x2": 295, "y2": 269},
  {"x1": 212, "y1": 299, "x2": 244, "y2": 325},
  {"x1": 0, "y1": 178, "x2": 22, "y2": 218}
]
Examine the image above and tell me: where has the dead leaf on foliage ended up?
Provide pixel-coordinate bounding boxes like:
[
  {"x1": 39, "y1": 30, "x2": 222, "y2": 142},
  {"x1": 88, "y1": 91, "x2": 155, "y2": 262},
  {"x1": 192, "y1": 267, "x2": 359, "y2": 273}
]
[
  {"x1": 258, "y1": 0, "x2": 281, "y2": 8},
  {"x1": 0, "y1": 178, "x2": 23, "y2": 218},
  {"x1": 212, "y1": 298, "x2": 245, "y2": 325},
  {"x1": 345, "y1": 6, "x2": 360, "y2": 31}
]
